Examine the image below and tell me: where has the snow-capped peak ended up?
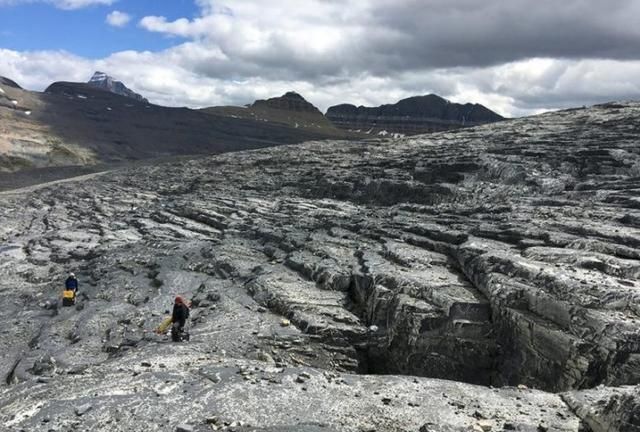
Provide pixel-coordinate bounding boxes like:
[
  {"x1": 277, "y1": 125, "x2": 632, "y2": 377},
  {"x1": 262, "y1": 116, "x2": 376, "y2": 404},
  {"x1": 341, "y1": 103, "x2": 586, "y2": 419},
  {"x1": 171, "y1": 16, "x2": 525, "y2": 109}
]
[
  {"x1": 87, "y1": 71, "x2": 148, "y2": 103},
  {"x1": 89, "y1": 71, "x2": 110, "y2": 83}
]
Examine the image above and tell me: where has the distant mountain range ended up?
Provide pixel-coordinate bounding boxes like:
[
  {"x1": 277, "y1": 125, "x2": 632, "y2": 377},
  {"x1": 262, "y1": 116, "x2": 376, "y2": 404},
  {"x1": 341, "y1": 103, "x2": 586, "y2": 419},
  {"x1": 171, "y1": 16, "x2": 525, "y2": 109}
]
[
  {"x1": 326, "y1": 94, "x2": 504, "y2": 135},
  {"x1": 0, "y1": 74, "x2": 350, "y2": 177},
  {"x1": 0, "y1": 72, "x2": 506, "y2": 180}
]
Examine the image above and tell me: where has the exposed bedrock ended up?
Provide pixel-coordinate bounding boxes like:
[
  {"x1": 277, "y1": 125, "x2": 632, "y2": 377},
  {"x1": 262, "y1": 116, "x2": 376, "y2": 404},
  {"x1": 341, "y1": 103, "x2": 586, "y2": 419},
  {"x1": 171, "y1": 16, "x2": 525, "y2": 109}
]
[
  {"x1": 563, "y1": 385, "x2": 640, "y2": 432},
  {"x1": 1, "y1": 102, "x2": 640, "y2": 430},
  {"x1": 349, "y1": 240, "x2": 497, "y2": 385}
]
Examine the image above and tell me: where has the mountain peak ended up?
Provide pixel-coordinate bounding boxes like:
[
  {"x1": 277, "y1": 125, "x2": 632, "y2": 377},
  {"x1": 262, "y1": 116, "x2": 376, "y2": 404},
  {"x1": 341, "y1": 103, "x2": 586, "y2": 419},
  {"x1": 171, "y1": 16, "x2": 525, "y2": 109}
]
[
  {"x1": 282, "y1": 91, "x2": 306, "y2": 101},
  {"x1": 87, "y1": 71, "x2": 148, "y2": 103},
  {"x1": 252, "y1": 91, "x2": 321, "y2": 114},
  {"x1": 89, "y1": 71, "x2": 110, "y2": 83}
]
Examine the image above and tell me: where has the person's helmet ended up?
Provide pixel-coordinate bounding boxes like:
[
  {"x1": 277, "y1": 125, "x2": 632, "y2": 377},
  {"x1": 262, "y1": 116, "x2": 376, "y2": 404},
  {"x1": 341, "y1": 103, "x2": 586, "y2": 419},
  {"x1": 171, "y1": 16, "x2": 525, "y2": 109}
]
[
  {"x1": 175, "y1": 296, "x2": 184, "y2": 304},
  {"x1": 69, "y1": 272, "x2": 76, "y2": 278}
]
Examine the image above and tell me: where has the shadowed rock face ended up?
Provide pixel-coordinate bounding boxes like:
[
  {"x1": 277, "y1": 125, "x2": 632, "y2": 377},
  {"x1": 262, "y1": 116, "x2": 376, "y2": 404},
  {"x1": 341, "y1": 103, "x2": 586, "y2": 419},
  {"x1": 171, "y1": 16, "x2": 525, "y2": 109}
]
[
  {"x1": 0, "y1": 102, "x2": 639, "y2": 431},
  {"x1": 326, "y1": 94, "x2": 504, "y2": 136},
  {"x1": 0, "y1": 79, "x2": 353, "y2": 174}
]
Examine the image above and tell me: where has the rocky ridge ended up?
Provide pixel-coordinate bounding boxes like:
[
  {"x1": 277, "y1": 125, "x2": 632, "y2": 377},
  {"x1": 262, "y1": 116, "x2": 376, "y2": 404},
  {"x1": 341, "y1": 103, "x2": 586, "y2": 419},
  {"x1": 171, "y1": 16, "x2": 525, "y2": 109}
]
[
  {"x1": 0, "y1": 76, "x2": 22, "y2": 89},
  {"x1": 0, "y1": 102, "x2": 639, "y2": 431},
  {"x1": 326, "y1": 94, "x2": 504, "y2": 136},
  {"x1": 203, "y1": 92, "x2": 344, "y2": 136}
]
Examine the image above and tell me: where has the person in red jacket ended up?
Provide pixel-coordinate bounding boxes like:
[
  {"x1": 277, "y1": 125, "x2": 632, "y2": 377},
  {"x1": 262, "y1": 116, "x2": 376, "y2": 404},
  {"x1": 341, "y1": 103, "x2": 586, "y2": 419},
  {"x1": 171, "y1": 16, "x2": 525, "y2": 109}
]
[{"x1": 171, "y1": 296, "x2": 191, "y2": 342}]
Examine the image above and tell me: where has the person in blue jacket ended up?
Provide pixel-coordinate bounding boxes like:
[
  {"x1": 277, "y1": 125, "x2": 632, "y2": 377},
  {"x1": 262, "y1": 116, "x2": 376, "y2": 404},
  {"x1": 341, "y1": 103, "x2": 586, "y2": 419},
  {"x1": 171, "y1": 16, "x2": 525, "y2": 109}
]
[
  {"x1": 62, "y1": 272, "x2": 79, "y2": 306},
  {"x1": 65, "y1": 272, "x2": 78, "y2": 293}
]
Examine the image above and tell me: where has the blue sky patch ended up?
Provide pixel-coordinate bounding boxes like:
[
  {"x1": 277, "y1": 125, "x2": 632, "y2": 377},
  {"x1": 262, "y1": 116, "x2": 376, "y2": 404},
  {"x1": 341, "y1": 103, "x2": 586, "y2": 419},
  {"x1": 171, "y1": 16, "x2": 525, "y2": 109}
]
[{"x1": 0, "y1": 0, "x2": 199, "y2": 58}]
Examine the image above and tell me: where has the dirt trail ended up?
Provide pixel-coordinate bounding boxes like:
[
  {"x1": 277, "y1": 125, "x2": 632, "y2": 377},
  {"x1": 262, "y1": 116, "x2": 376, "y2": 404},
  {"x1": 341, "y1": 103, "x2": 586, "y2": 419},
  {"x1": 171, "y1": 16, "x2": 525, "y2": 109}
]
[{"x1": 0, "y1": 170, "x2": 110, "y2": 195}]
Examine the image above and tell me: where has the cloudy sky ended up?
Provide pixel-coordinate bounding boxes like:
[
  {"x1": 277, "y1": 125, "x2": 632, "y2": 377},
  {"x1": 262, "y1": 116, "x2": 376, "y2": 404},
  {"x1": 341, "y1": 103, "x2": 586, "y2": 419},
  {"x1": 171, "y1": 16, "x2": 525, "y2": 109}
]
[{"x1": 1, "y1": 0, "x2": 640, "y2": 117}]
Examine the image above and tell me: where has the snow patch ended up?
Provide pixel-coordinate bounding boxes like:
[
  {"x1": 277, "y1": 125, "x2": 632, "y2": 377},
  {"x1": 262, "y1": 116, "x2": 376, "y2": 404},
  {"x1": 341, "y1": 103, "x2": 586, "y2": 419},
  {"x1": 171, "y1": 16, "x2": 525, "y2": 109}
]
[
  {"x1": 90, "y1": 71, "x2": 109, "y2": 83},
  {"x1": 76, "y1": 94, "x2": 87, "y2": 100},
  {"x1": 378, "y1": 130, "x2": 389, "y2": 136},
  {"x1": 106, "y1": 107, "x2": 112, "y2": 111},
  {"x1": 23, "y1": 110, "x2": 31, "y2": 116},
  {"x1": 0, "y1": 87, "x2": 4, "y2": 94},
  {"x1": 3, "y1": 403, "x2": 40, "y2": 427},
  {"x1": 11, "y1": 100, "x2": 18, "y2": 105},
  {"x1": 153, "y1": 382, "x2": 180, "y2": 396}
]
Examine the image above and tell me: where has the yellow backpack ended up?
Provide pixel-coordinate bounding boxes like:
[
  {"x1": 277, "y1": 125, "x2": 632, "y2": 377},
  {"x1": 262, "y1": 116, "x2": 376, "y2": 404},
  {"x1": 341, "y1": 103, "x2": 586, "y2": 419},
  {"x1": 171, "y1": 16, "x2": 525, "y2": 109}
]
[
  {"x1": 155, "y1": 316, "x2": 173, "y2": 334},
  {"x1": 62, "y1": 290, "x2": 75, "y2": 299}
]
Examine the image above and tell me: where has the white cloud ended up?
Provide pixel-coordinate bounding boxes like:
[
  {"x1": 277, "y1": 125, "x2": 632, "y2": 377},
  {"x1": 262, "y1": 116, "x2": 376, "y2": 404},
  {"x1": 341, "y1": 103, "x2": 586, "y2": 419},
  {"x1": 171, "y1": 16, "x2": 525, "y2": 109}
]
[
  {"x1": 2, "y1": 46, "x2": 640, "y2": 118},
  {"x1": 106, "y1": 10, "x2": 131, "y2": 27},
  {"x1": 0, "y1": 49, "x2": 93, "y2": 89},
  {"x1": 138, "y1": 0, "x2": 640, "y2": 75},
  {"x1": 2, "y1": 1, "x2": 640, "y2": 117},
  {"x1": 0, "y1": 0, "x2": 116, "y2": 9}
]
